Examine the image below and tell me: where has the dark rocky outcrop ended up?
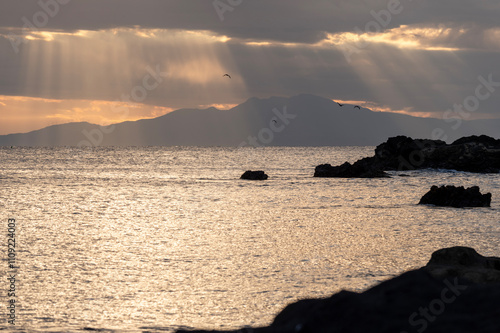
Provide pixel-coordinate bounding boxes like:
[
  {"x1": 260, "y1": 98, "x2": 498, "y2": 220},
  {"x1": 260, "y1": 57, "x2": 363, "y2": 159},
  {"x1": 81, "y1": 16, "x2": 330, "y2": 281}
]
[
  {"x1": 176, "y1": 247, "x2": 500, "y2": 333},
  {"x1": 451, "y1": 135, "x2": 500, "y2": 147},
  {"x1": 314, "y1": 157, "x2": 390, "y2": 178},
  {"x1": 418, "y1": 185, "x2": 491, "y2": 208},
  {"x1": 375, "y1": 135, "x2": 500, "y2": 173},
  {"x1": 314, "y1": 135, "x2": 500, "y2": 177},
  {"x1": 240, "y1": 170, "x2": 268, "y2": 180},
  {"x1": 374, "y1": 136, "x2": 448, "y2": 170}
]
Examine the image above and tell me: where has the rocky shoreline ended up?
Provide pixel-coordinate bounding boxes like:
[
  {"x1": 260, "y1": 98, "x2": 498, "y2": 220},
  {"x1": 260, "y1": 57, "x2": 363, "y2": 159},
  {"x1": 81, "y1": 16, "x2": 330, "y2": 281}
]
[
  {"x1": 177, "y1": 247, "x2": 500, "y2": 333},
  {"x1": 315, "y1": 135, "x2": 500, "y2": 177}
]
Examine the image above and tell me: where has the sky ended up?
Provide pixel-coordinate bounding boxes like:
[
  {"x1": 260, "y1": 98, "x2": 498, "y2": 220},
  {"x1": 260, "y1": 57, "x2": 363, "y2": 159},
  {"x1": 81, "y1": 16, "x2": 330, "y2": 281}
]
[{"x1": 0, "y1": 0, "x2": 499, "y2": 135}]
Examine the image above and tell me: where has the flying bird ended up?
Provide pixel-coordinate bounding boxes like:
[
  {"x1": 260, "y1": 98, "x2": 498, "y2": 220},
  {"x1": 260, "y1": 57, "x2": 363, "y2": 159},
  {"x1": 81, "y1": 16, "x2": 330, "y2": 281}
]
[
  {"x1": 354, "y1": 105, "x2": 361, "y2": 109},
  {"x1": 337, "y1": 102, "x2": 344, "y2": 107},
  {"x1": 272, "y1": 119, "x2": 278, "y2": 123},
  {"x1": 223, "y1": 74, "x2": 231, "y2": 79}
]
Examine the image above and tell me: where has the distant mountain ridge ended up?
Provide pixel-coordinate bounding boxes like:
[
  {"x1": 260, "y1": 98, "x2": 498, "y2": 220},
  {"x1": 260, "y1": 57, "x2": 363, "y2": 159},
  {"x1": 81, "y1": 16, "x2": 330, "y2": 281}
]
[{"x1": 1, "y1": 94, "x2": 499, "y2": 146}]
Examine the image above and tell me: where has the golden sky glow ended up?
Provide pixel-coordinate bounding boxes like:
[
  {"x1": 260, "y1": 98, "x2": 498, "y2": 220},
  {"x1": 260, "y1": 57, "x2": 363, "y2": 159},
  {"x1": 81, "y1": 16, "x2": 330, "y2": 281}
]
[
  {"x1": 322, "y1": 25, "x2": 466, "y2": 51},
  {"x1": 0, "y1": 95, "x2": 173, "y2": 135},
  {"x1": 198, "y1": 103, "x2": 238, "y2": 110}
]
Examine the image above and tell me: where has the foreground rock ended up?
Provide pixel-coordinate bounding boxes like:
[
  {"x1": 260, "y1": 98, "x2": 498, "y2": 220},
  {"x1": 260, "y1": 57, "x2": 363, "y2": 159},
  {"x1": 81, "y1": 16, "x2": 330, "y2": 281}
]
[
  {"x1": 425, "y1": 247, "x2": 500, "y2": 284},
  {"x1": 419, "y1": 185, "x2": 491, "y2": 208},
  {"x1": 314, "y1": 135, "x2": 500, "y2": 177},
  {"x1": 176, "y1": 247, "x2": 500, "y2": 333},
  {"x1": 240, "y1": 170, "x2": 268, "y2": 180}
]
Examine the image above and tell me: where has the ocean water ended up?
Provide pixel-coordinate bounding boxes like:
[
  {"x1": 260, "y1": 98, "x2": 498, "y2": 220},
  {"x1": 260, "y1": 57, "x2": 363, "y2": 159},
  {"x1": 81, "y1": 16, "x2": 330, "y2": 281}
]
[{"x1": 1, "y1": 146, "x2": 499, "y2": 332}]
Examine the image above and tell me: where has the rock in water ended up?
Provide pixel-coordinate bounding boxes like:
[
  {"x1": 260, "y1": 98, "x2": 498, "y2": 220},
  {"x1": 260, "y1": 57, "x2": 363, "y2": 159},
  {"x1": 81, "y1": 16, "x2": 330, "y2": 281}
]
[
  {"x1": 314, "y1": 158, "x2": 390, "y2": 178},
  {"x1": 314, "y1": 135, "x2": 500, "y2": 177},
  {"x1": 374, "y1": 135, "x2": 500, "y2": 173},
  {"x1": 374, "y1": 135, "x2": 447, "y2": 170},
  {"x1": 418, "y1": 185, "x2": 491, "y2": 208},
  {"x1": 240, "y1": 170, "x2": 268, "y2": 180}
]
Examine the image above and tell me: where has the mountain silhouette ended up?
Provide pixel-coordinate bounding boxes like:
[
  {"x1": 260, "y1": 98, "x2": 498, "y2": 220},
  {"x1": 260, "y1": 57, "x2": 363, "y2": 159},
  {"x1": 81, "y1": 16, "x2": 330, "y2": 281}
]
[{"x1": 1, "y1": 94, "x2": 499, "y2": 146}]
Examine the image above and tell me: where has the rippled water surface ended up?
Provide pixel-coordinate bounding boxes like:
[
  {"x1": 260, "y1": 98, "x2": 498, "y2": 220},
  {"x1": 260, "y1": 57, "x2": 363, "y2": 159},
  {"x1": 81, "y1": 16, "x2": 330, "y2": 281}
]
[{"x1": 1, "y1": 146, "x2": 499, "y2": 332}]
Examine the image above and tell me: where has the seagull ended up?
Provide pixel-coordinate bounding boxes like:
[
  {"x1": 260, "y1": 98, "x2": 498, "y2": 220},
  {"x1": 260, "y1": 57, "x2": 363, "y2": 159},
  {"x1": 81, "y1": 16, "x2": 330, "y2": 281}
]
[
  {"x1": 354, "y1": 105, "x2": 361, "y2": 109},
  {"x1": 337, "y1": 102, "x2": 344, "y2": 107},
  {"x1": 223, "y1": 74, "x2": 231, "y2": 79}
]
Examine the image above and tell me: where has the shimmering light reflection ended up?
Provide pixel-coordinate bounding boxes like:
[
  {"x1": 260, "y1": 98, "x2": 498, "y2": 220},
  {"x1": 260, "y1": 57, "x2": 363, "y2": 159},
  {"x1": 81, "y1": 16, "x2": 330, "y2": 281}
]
[{"x1": 1, "y1": 147, "x2": 499, "y2": 332}]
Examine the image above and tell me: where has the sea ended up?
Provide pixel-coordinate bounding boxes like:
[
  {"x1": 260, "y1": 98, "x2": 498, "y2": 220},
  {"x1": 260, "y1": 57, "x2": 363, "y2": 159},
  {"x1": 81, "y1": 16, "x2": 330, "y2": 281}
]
[{"x1": 1, "y1": 146, "x2": 499, "y2": 332}]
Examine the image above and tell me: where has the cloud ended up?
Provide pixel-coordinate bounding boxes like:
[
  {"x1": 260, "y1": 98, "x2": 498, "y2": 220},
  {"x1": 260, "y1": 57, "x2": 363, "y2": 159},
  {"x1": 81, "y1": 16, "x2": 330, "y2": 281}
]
[
  {"x1": 0, "y1": 0, "x2": 500, "y2": 136},
  {"x1": 1, "y1": 1, "x2": 500, "y2": 43},
  {"x1": 1, "y1": 25, "x2": 500, "y2": 117}
]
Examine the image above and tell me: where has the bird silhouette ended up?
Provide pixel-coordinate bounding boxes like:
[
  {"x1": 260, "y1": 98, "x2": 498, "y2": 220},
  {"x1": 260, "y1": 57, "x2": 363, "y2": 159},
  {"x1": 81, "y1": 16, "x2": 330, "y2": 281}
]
[
  {"x1": 223, "y1": 74, "x2": 231, "y2": 79},
  {"x1": 272, "y1": 119, "x2": 277, "y2": 123},
  {"x1": 354, "y1": 105, "x2": 361, "y2": 109},
  {"x1": 337, "y1": 102, "x2": 344, "y2": 107}
]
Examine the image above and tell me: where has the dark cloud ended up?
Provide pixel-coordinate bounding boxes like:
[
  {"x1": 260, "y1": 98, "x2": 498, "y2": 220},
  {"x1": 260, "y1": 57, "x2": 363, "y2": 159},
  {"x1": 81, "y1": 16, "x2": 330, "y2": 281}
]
[{"x1": 0, "y1": 1, "x2": 499, "y2": 44}]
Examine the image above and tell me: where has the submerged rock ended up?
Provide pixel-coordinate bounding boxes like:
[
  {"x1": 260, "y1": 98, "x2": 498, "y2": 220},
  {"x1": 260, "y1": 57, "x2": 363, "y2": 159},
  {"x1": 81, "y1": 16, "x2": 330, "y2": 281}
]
[
  {"x1": 176, "y1": 247, "x2": 500, "y2": 333},
  {"x1": 418, "y1": 185, "x2": 491, "y2": 208},
  {"x1": 240, "y1": 170, "x2": 268, "y2": 180}
]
